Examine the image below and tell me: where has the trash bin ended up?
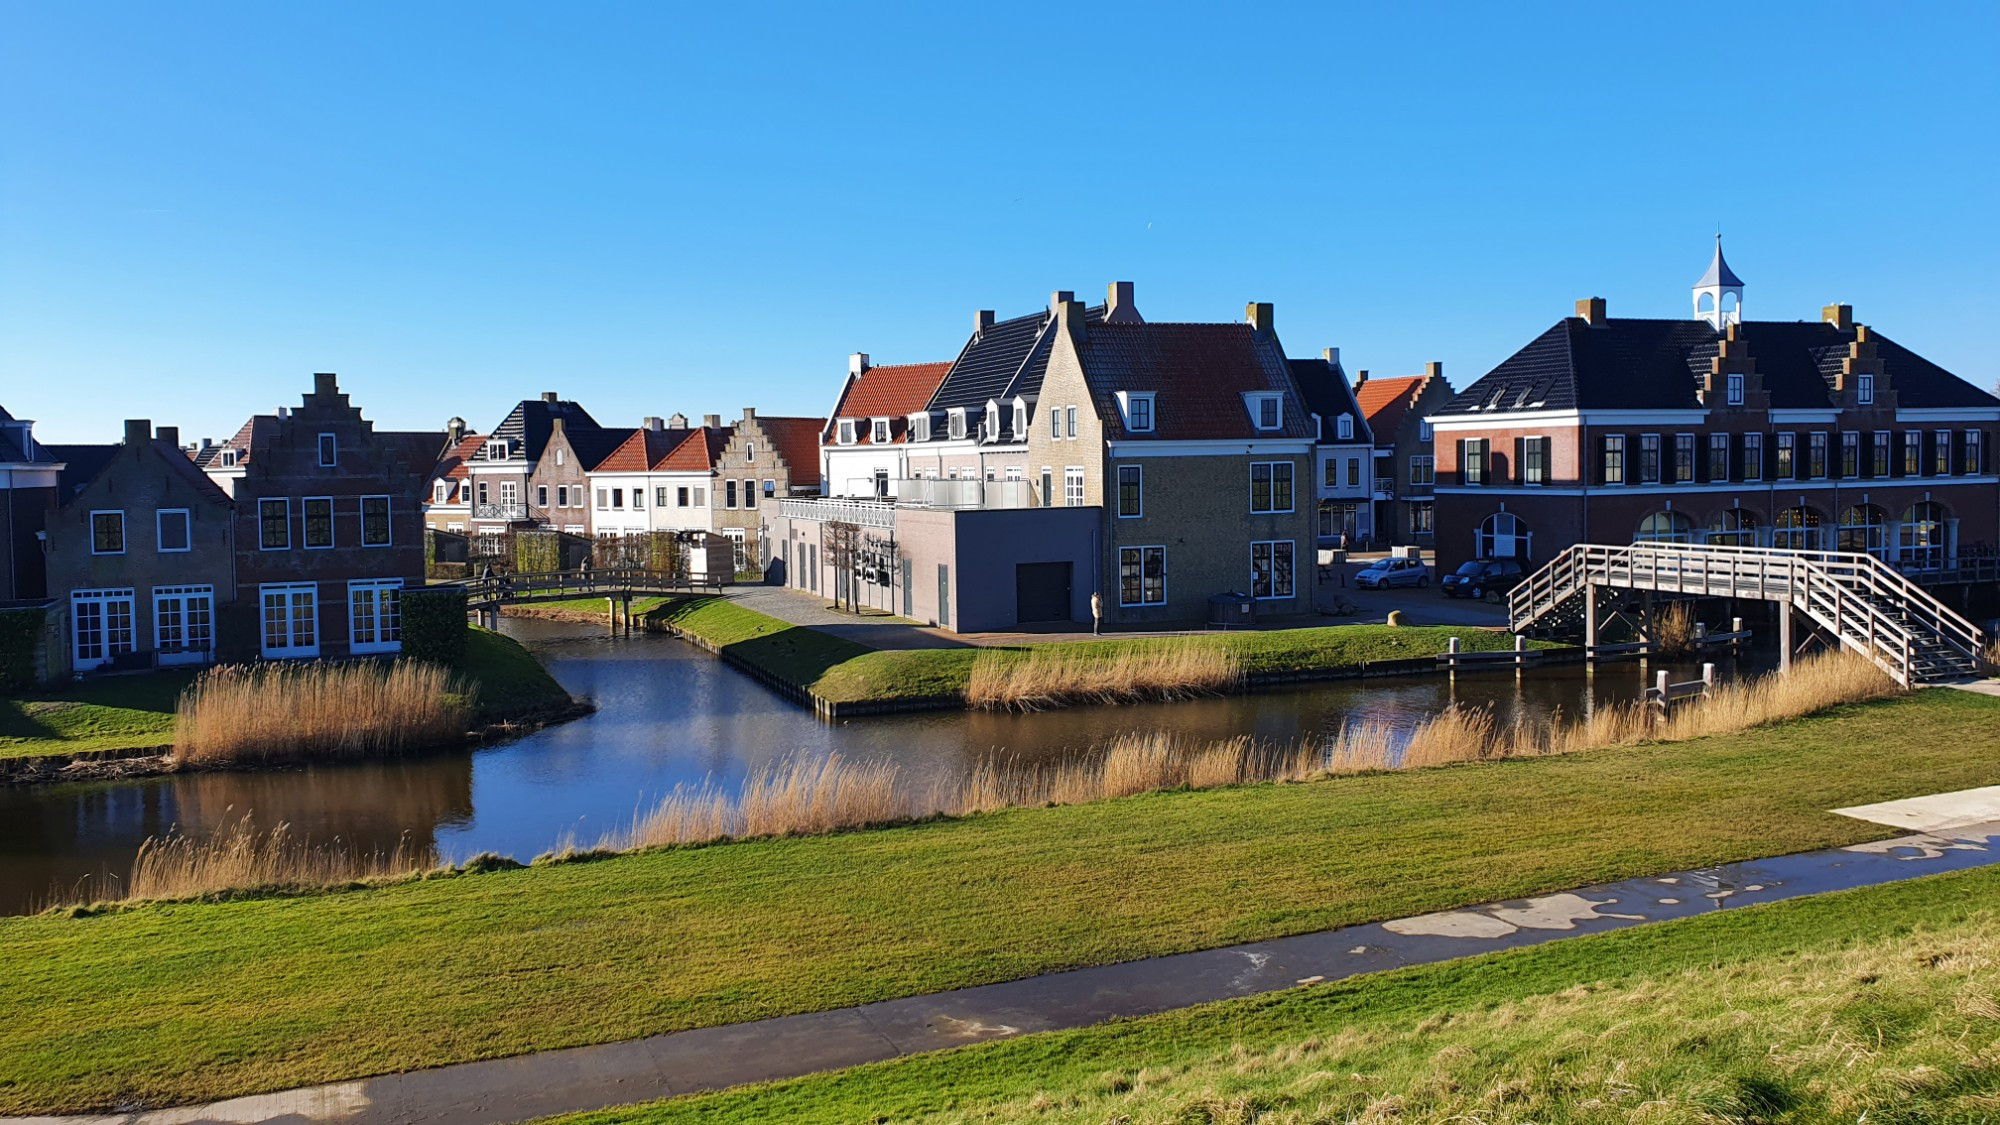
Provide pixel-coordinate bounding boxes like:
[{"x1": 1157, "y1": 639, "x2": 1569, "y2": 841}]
[{"x1": 1208, "y1": 592, "x2": 1255, "y2": 628}]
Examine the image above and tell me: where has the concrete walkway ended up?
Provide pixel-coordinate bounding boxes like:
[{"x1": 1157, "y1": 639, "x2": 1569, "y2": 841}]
[{"x1": 18, "y1": 806, "x2": 2000, "y2": 1125}]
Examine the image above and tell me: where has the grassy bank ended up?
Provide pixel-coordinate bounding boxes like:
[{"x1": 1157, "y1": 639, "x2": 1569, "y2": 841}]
[
  {"x1": 4, "y1": 689, "x2": 1998, "y2": 1114},
  {"x1": 656, "y1": 596, "x2": 1551, "y2": 708},
  {"x1": 0, "y1": 627, "x2": 567, "y2": 764},
  {"x1": 560, "y1": 865, "x2": 2000, "y2": 1124}
]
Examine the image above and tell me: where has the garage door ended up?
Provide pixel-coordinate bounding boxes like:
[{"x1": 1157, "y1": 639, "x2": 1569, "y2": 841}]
[{"x1": 1014, "y1": 562, "x2": 1072, "y2": 624}]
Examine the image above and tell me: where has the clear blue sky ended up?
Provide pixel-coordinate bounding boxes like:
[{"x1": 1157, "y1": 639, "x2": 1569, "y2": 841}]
[{"x1": 4, "y1": 1, "x2": 1996, "y2": 443}]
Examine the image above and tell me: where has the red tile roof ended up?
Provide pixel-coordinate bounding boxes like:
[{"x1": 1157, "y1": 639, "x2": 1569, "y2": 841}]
[
  {"x1": 594, "y1": 427, "x2": 687, "y2": 473},
  {"x1": 1355, "y1": 375, "x2": 1432, "y2": 446},
  {"x1": 432, "y1": 432, "x2": 489, "y2": 481},
  {"x1": 657, "y1": 426, "x2": 733, "y2": 472},
  {"x1": 826, "y1": 361, "x2": 951, "y2": 444},
  {"x1": 756, "y1": 416, "x2": 825, "y2": 487}
]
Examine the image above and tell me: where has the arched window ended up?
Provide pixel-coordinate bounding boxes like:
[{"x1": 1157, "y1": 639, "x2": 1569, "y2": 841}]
[
  {"x1": 1838, "y1": 505, "x2": 1888, "y2": 558},
  {"x1": 1773, "y1": 507, "x2": 1822, "y2": 551},
  {"x1": 1634, "y1": 511, "x2": 1694, "y2": 544},
  {"x1": 1707, "y1": 508, "x2": 1757, "y2": 547},
  {"x1": 1476, "y1": 512, "x2": 1529, "y2": 559},
  {"x1": 1900, "y1": 502, "x2": 1948, "y2": 570},
  {"x1": 1697, "y1": 292, "x2": 1716, "y2": 315}
]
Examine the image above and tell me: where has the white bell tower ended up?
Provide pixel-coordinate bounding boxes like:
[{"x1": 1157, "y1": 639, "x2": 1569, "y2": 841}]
[{"x1": 1692, "y1": 235, "x2": 1744, "y2": 330}]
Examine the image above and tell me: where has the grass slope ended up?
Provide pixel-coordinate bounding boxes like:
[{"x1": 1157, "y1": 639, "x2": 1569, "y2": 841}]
[
  {"x1": 461, "y1": 625, "x2": 575, "y2": 723},
  {"x1": 661, "y1": 596, "x2": 1547, "y2": 706},
  {"x1": 3, "y1": 691, "x2": 1998, "y2": 1113},
  {"x1": 561, "y1": 866, "x2": 2000, "y2": 1124}
]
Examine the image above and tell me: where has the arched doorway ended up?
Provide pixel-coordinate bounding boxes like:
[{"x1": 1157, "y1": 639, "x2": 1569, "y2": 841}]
[
  {"x1": 1899, "y1": 501, "x2": 1949, "y2": 570},
  {"x1": 1838, "y1": 505, "x2": 1889, "y2": 559},
  {"x1": 1476, "y1": 512, "x2": 1530, "y2": 560},
  {"x1": 1634, "y1": 511, "x2": 1695, "y2": 543},
  {"x1": 1773, "y1": 507, "x2": 1822, "y2": 551},
  {"x1": 1706, "y1": 508, "x2": 1757, "y2": 547}
]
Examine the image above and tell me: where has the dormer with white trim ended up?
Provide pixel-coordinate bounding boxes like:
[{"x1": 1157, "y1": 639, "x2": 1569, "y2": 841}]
[
  {"x1": 1244, "y1": 392, "x2": 1283, "y2": 432},
  {"x1": 1115, "y1": 391, "x2": 1157, "y2": 434}
]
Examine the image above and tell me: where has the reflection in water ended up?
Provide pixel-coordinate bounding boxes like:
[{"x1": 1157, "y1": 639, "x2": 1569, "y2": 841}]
[{"x1": 0, "y1": 617, "x2": 1760, "y2": 914}]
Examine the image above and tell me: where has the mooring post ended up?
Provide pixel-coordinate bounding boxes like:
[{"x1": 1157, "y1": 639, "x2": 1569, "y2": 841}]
[
  {"x1": 608, "y1": 596, "x2": 618, "y2": 632},
  {"x1": 1514, "y1": 633, "x2": 1526, "y2": 666},
  {"x1": 1447, "y1": 635, "x2": 1460, "y2": 673},
  {"x1": 1777, "y1": 602, "x2": 1793, "y2": 672},
  {"x1": 1583, "y1": 582, "x2": 1598, "y2": 662},
  {"x1": 1656, "y1": 669, "x2": 1670, "y2": 703},
  {"x1": 1702, "y1": 662, "x2": 1716, "y2": 693}
]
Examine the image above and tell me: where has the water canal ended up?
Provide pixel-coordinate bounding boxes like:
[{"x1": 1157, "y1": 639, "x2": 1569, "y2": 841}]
[{"x1": 0, "y1": 618, "x2": 1764, "y2": 914}]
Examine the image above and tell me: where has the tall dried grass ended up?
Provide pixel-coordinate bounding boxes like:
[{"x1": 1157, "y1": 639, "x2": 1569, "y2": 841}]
[
  {"x1": 46, "y1": 816, "x2": 438, "y2": 908},
  {"x1": 1650, "y1": 600, "x2": 1698, "y2": 657},
  {"x1": 966, "y1": 642, "x2": 1239, "y2": 710},
  {"x1": 174, "y1": 661, "x2": 475, "y2": 766}
]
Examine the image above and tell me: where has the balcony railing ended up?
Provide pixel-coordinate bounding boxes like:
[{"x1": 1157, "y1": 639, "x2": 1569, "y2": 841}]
[
  {"x1": 780, "y1": 497, "x2": 898, "y2": 529},
  {"x1": 1372, "y1": 476, "x2": 1396, "y2": 497},
  {"x1": 473, "y1": 503, "x2": 529, "y2": 521},
  {"x1": 893, "y1": 478, "x2": 1031, "y2": 510}
]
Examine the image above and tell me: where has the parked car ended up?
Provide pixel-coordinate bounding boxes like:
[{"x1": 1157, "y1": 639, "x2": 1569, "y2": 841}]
[
  {"x1": 1441, "y1": 558, "x2": 1526, "y2": 601},
  {"x1": 1354, "y1": 557, "x2": 1429, "y2": 589}
]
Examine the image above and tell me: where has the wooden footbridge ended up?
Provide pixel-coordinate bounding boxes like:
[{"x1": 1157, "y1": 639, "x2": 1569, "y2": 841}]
[
  {"x1": 1509, "y1": 542, "x2": 1985, "y2": 687},
  {"x1": 454, "y1": 568, "x2": 720, "y2": 628}
]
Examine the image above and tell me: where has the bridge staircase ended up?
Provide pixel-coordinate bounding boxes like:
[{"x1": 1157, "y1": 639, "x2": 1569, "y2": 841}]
[{"x1": 1509, "y1": 543, "x2": 1984, "y2": 687}]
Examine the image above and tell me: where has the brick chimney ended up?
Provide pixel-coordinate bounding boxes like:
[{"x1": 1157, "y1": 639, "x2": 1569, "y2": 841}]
[
  {"x1": 1424, "y1": 361, "x2": 1444, "y2": 380},
  {"x1": 1322, "y1": 347, "x2": 1340, "y2": 367},
  {"x1": 540, "y1": 391, "x2": 559, "y2": 404},
  {"x1": 742, "y1": 407, "x2": 757, "y2": 420},
  {"x1": 1823, "y1": 303, "x2": 1854, "y2": 330},
  {"x1": 446, "y1": 417, "x2": 466, "y2": 444},
  {"x1": 123, "y1": 419, "x2": 150, "y2": 446},
  {"x1": 1105, "y1": 281, "x2": 1142, "y2": 324},
  {"x1": 1054, "y1": 293, "x2": 1087, "y2": 345},
  {"x1": 1355, "y1": 369, "x2": 1370, "y2": 385},
  {"x1": 668, "y1": 412, "x2": 689, "y2": 429},
  {"x1": 1246, "y1": 302, "x2": 1275, "y2": 336},
  {"x1": 1576, "y1": 296, "x2": 1607, "y2": 325},
  {"x1": 313, "y1": 372, "x2": 339, "y2": 397},
  {"x1": 155, "y1": 425, "x2": 178, "y2": 447},
  {"x1": 642, "y1": 416, "x2": 663, "y2": 432}
]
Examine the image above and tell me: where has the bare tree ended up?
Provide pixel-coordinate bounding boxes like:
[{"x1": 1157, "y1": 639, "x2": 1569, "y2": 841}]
[{"x1": 823, "y1": 521, "x2": 860, "y2": 611}]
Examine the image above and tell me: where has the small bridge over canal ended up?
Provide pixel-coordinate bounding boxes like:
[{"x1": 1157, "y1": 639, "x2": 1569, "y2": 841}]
[
  {"x1": 1510, "y1": 542, "x2": 1985, "y2": 687},
  {"x1": 454, "y1": 568, "x2": 721, "y2": 628}
]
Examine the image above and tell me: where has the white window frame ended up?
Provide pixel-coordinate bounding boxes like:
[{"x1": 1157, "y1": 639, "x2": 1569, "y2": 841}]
[
  {"x1": 1249, "y1": 461, "x2": 1295, "y2": 514},
  {"x1": 433, "y1": 481, "x2": 450, "y2": 504},
  {"x1": 259, "y1": 498, "x2": 290, "y2": 551},
  {"x1": 302, "y1": 496, "x2": 335, "y2": 550},
  {"x1": 949, "y1": 409, "x2": 968, "y2": 441},
  {"x1": 1064, "y1": 465, "x2": 1085, "y2": 507},
  {"x1": 745, "y1": 442, "x2": 756, "y2": 462},
  {"x1": 348, "y1": 578, "x2": 404, "y2": 656},
  {"x1": 536, "y1": 484, "x2": 549, "y2": 508},
  {"x1": 1119, "y1": 545, "x2": 1167, "y2": 607},
  {"x1": 837, "y1": 419, "x2": 857, "y2": 446},
  {"x1": 1858, "y1": 372, "x2": 1874, "y2": 405},
  {"x1": 1065, "y1": 406, "x2": 1078, "y2": 439},
  {"x1": 1335, "y1": 412, "x2": 1353, "y2": 440},
  {"x1": 1419, "y1": 419, "x2": 1434, "y2": 442},
  {"x1": 317, "y1": 432, "x2": 338, "y2": 468},
  {"x1": 871, "y1": 418, "x2": 890, "y2": 444},
  {"x1": 596, "y1": 488, "x2": 610, "y2": 509},
  {"x1": 219, "y1": 449, "x2": 239, "y2": 467},
  {"x1": 484, "y1": 439, "x2": 509, "y2": 460},
  {"x1": 763, "y1": 478, "x2": 776, "y2": 497},
  {"x1": 1050, "y1": 407, "x2": 1061, "y2": 439},
  {"x1": 1250, "y1": 539, "x2": 1296, "y2": 600},
  {"x1": 260, "y1": 582, "x2": 320, "y2": 659},
  {"x1": 155, "y1": 508, "x2": 192, "y2": 554},
  {"x1": 1118, "y1": 392, "x2": 1156, "y2": 434},
  {"x1": 71, "y1": 587, "x2": 137, "y2": 671},
  {"x1": 1727, "y1": 372, "x2": 1745, "y2": 406},
  {"x1": 1248, "y1": 394, "x2": 1282, "y2": 432},
  {"x1": 89, "y1": 510, "x2": 126, "y2": 556},
  {"x1": 1116, "y1": 464, "x2": 1143, "y2": 518},
  {"x1": 360, "y1": 495, "x2": 392, "y2": 547},
  {"x1": 910, "y1": 413, "x2": 931, "y2": 442},
  {"x1": 153, "y1": 583, "x2": 215, "y2": 666},
  {"x1": 1013, "y1": 401, "x2": 1027, "y2": 437}
]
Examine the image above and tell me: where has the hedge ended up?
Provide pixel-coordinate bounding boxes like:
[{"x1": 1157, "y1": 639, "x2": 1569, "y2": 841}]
[
  {"x1": 401, "y1": 587, "x2": 469, "y2": 666},
  {"x1": 0, "y1": 605, "x2": 47, "y2": 691}
]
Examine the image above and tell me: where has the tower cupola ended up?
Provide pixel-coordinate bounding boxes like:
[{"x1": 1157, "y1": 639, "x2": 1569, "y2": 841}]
[{"x1": 1692, "y1": 235, "x2": 1744, "y2": 330}]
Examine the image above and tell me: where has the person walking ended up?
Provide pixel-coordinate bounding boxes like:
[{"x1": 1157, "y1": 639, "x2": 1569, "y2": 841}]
[{"x1": 1090, "y1": 590, "x2": 1103, "y2": 635}]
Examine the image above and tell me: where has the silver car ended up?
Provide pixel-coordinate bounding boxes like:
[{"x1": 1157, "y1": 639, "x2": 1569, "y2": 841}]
[{"x1": 1354, "y1": 557, "x2": 1429, "y2": 589}]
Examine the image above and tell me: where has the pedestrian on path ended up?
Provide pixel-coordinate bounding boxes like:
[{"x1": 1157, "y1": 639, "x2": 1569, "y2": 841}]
[{"x1": 1090, "y1": 590, "x2": 1102, "y2": 635}]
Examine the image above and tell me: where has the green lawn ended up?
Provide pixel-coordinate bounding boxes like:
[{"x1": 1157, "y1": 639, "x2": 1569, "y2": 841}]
[
  {"x1": 558, "y1": 865, "x2": 2000, "y2": 1124},
  {"x1": 660, "y1": 596, "x2": 1550, "y2": 706},
  {"x1": 0, "y1": 628, "x2": 566, "y2": 761},
  {"x1": 4, "y1": 690, "x2": 1999, "y2": 1114}
]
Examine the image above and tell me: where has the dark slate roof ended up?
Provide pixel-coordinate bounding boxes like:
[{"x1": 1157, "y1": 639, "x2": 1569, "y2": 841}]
[
  {"x1": 1445, "y1": 317, "x2": 2000, "y2": 416},
  {"x1": 563, "y1": 425, "x2": 639, "y2": 474},
  {"x1": 1695, "y1": 240, "x2": 1744, "y2": 289},
  {"x1": 1079, "y1": 323, "x2": 1312, "y2": 442},
  {"x1": 44, "y1": 444, "x2": 120, "y2": 501},
  {"x1": 378, "y1": 430, "x2": 452, "y2": 479},
  {"x1": 149, "y1": 440, "x2": 233, "y2": 505},
  {"x1": 928, "y1": 305, "x2": 1105, "y2": 414},
  {"x1": 1289, "y1": 358, "x2": 1375, "y2": 446},
  {"x1": 489, "y1": 399, "x2": 601, "y2": 462}
]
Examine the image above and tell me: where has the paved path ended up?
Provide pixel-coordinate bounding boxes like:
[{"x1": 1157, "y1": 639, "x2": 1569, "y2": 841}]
[{"x1": 19, "y1": 804, "x2": 2000, "y2": 1125}]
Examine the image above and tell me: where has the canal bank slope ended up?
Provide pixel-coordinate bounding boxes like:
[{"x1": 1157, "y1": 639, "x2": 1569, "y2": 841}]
[
  {"x1": 0, "y1": 627, "x2": 579, "y2": 779},
  {"x1": 4, "y1": 689, "x2": 1999, "y2": 1116}
]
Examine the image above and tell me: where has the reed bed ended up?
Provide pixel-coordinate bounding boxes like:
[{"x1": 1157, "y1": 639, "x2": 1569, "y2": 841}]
[
  {"x1": 46, "y1": 817, "x2": 438, "y2": 908},
  {"x1": 174, "y1": 661, "x2": 474, "y2": 766},
  {"x1": 1650, "y1": 600, "x2": 1698, "y2": 657},
  {"x1": 965, "y1": 642, "x2": 1239, "y2": 710}
]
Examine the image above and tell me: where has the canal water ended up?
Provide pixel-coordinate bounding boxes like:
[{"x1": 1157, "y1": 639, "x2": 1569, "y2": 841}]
[{"x1": 0, "y1": 619, "x2": 1760, "y2": 914}]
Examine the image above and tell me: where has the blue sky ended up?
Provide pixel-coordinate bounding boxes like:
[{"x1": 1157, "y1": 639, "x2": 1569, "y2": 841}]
[{"x1": 4, "y1": 2, "x2": 1996, "y2": 443}]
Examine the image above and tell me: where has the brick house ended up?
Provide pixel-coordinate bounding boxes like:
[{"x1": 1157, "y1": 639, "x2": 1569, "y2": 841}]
[
  {"x1": 227, "y1": 374, "x2": 441, "y2": 659},
  {"x1": 1429, "y1": 244, "x2": 2000, "y2": 575},
  {"x1": 1290, "y1": 350, "x2": 1376, "y2": 548},
  {"x1": 464, "y1": 394, "x2": 600, "y2": 537},
  {"x1": 527, "y1": 419, "x2": 635, "y2": 536},
  {"x1": 712, "y1": 408, "x2": 823, "y2": 571},
  {"x1": 0, "y1": 406, "x2": 67, "y2": 601},
  {"x1": 1355, "y1": 365, "x2": 1453, "y2": 548},
  {"x1": 42, "y1": 419, "x2": 236, "y2": 671}
]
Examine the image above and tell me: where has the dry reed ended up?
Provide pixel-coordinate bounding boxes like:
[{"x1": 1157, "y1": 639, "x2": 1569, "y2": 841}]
[
  {"x1": 46, "y1": 816, "x2": 438, "y2": 908},
  {"x1": 174, "y1": 661, "x2": 475, "y2": 766},
  {"x1": 965, "y1": 642, "x2": 1239, "y2": 710},
  {"x1": 1650, "y1": 601, "x2": 1698, "y2": 657}
]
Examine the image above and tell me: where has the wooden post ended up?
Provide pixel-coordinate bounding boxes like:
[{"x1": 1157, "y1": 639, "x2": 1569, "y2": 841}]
[
  {"x1": 1515, "y1": 633, "x2": 1526, "y2": 665},
  {"x1": 1778, "y1": 601, "x2": 1793, "y2": 673},
  {"x1": 1447, "y1": 635, "x2": 1459, "y2": 673},
  {"x1": 1702, "y1": 662, "x2": 1716, "y2": 693},
  {"x1": 609, "y1": 596, "x2": 618, "y2": 632},
  {"x1": 1584, "y1": 583, "x2": 1598, "y2": 662}
]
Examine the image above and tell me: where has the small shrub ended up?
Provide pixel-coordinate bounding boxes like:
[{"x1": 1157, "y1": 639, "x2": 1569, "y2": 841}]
[
  {"x1": 401, "y1": 587, "x2": 469, "y2": 666},
  {"x1": 0, "y1": 604, "x2": 46, "y2": 691}
]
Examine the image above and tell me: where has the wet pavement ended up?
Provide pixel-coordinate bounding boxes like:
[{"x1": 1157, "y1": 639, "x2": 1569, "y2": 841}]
[{"x1": 16, "y1": 813, "x2": 2000, "y2": 1125}]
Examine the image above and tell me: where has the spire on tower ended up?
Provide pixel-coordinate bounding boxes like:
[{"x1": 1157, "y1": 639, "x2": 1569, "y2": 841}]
[{"x1": 1692, "y1": 235, "x2": 1744, "y2": 329}]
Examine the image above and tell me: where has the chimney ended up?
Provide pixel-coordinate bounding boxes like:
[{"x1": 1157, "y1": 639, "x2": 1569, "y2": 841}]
[
  {"x1": 1246, "y1": 302, "x2": 1275, "y2": 336},
  {"x1": 703, "y1": 413, "x2": 721, "y2": 429},
  {"x1": 1322, "y1": 347, "x2": 1340, "y2": 367},
  {"x1": 155, "y1": 425, "x2": 179, "y2": 447},
  {"x1": 1054, "y1": 294, "x2": 1088, "y2": 342},
  {"x1": 551, "y1": 417, "x2": 567, "y2": 437},
  {"x1": 1049, "y1": 290, "x2": 1075, "y2": 313},
  {"x1": 1576, "y1": 296, "x2": 1607, "y2": 325},
  {"x1": 446, "y1": 417, "x2": 466, "y2": 443},
  {"x1": 974, "y1": 310, "x2": 994, "y2": 334},
  {"x1": 1424, "y1": 361, "x2": 1444, "y2": 380},
  {"x1": 1355, "y1": 369, "x2": 1370, "y2": 384},
  {"x1": 1823, "y1": 303, "x2": 1854, "y2": 330},
  {"x1": 642, "y1": 416, "x2": 663, "y2": 432},
  {"x1": 742, "y1": 407, "x2": 757, "y2": 420},
  {"x1": 1105, "y1": 281, "x2": 1142, "y2": 324},
  {"x1": 668, "y1": 412, "x2": 689, "y2": 429},
  {"x1": 123, "y1": 419, "x2": 151, "y2": 446},
  {"x1": 313, "y1": 372, "x2": 338, "y2": 396},
  {"x1": 541, "y1": 391, "x2": 559, "y2": 404},
  {"x1": 848, "y1": 352, "x2": 869, "y2": 377}
]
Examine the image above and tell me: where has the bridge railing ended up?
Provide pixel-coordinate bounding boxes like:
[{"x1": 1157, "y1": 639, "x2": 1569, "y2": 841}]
[{"x1": 453, "y1": 567, "x2": 718, "y2": 608}]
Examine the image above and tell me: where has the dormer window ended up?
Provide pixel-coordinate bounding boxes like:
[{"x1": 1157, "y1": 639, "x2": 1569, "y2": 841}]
[
  {"x1": 1727, "y1": 372, "x2": 1745, "y2": 406},
  {"x1": 484, "y1": 439, "x2": 509, "y2": 460},
  {"x1": 984, "y1": 400, "x2": 1003, "y2": 443},
  {"x1": 871, "y1": 418, "x2": 890, "y2": 444},
  {"x1": 1118, "y1": 392, "x2": 1156, "y2": 434},
  {"x1": 1858, "y1": 372, "x2": 1875, "y2": 405},
  {"x1": 1012, "y1": 401, "x2": 1027, "y2": 438},
  {"x1": 433, "y1": 482, "x2": 448, "y2": 504},
  {"x1": 837, "y1": 419, "x2": 857, "y2": 446},
  {"x1": 1246, "y1": 394, "x2": 1282, "y2": 432},
  {"x1": 948, "y1": 409, "x2": 968, "y2": 441},
  {"x1": 220, "y1": 449, "x2": 239, "y2": 468},
  {"x1": 1335, "y1": 413, "x2": 1354, "y2": 440},
  {"x1": 1485, "y1": 385, "x2": 1507, "y2": 410},
  {"x1": 908, "y1": 413, "x2": 931, "y2": 442}
]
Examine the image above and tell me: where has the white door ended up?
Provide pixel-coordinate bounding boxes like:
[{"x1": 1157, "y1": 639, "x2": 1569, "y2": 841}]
[
  {"x1": 348, "y1": 579, "x2": 404, "y2": 655},
  {"x1": 72, "y1": 589, "x2": 137, "y2": 672},
  {"x1": 154, "y1": 585, "x2": 215, "y2": 666},
  {"x1": 260, "y1": 583, "x2": 320, "y2": 658}
]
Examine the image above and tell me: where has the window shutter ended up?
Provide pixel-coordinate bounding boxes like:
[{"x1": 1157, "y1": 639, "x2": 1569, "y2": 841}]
[
  {"x1": 1512, "y1": 437, "x2": 1524, "y2": 483},
  {"x1": 1456, "y1": 439, "x2": 1468, "y2": 485}
]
